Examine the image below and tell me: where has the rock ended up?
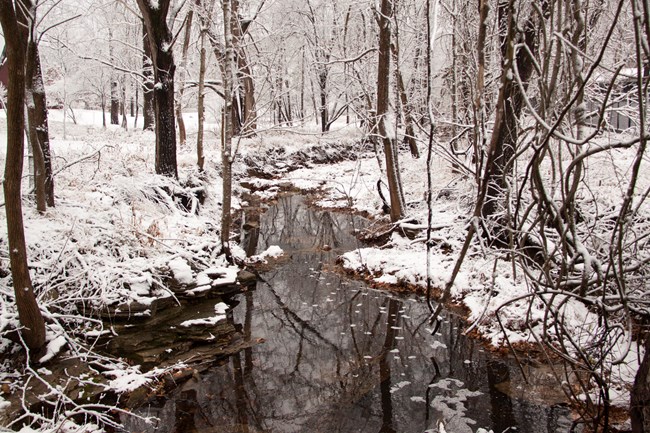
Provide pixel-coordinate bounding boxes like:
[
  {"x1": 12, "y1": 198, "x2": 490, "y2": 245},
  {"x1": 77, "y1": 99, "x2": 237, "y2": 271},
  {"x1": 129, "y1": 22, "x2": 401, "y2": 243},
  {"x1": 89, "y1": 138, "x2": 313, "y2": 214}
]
[
  {"x1": 101, "y1": 298, "x2": 242, "y2": 369},
  {"x1": 237, "y1": 270, "x2": 257, "y2": 284},
  {"x1": 79, "y1": 296, "x2": 177, "y2": 321}
]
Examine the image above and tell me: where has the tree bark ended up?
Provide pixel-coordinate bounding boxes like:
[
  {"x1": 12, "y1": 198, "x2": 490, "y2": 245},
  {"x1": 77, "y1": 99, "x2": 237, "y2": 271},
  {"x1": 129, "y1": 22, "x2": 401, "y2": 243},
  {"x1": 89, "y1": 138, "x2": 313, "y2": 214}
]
[
  {"x1": 474, "y1": 0, "x2": 489, "y2": 185},
  {"x1": 120, "y1": 76, "x2": 128, "y2": 130},
  {"x1": 390, "y1": 41, "x2": 419, "y2": 158},
  {"x1": 231, "y1": 0, "x2": 256, "y2": 135},
  {"x1": 376, "y1": 0, "x2": 405, "y2": 222},
  {"x1": 19, "y1": 0, "x2": 53, "y2": 210},
  {"x1": 109, "y1": 29, "x2": 119, "y2": 126},
  {"x1": 197, "y1": 28, "x2": 206, "y2": 172},
  {"x1": 137, "y1": 0, "x2": 178, "y2": 178},
  {"x1": 175, "y1": 8, "x2": 194, "y2": 146},
  {"x1": 110, "y1": 79, "x2": 119, "y2": 125},
  {"x1": 318, "y1": 69, "x2": 328, "y2": 132},
  {"x1": 0, "y1": 0, "x2": 46, "y2": 352},
  {"x1": 221, "y1": 0, "x2": 235, "y2": 262},
  {"x1": 200, "y1": 0, "x2": 255, "y2": 137},
  {"x1": 142, "y1": 20, "x2": 155, "y2": 131},
  {"x1": 631, "y1": 336, "x2": 650, "y2": 433},
  {"x1": 481, "y1": 0, "x2": 537, "y2": 221}
]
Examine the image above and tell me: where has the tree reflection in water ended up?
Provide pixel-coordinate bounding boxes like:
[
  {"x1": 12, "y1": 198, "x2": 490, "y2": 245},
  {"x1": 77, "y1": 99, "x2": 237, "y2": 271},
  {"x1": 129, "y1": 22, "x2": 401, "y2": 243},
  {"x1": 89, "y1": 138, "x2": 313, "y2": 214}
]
[{"x1": 124, "y1": 195, "x2": 576, "y2": 433}]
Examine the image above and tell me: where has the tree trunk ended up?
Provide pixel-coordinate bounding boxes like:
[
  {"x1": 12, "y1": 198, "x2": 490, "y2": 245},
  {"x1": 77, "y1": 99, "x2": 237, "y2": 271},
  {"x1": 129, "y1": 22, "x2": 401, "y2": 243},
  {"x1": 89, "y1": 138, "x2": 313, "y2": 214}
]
[
  {"x1": 133, "y1": 85, "x2": 139, "y2": 129},
  {"x1": 318, "y1": 70, "x2": 328, "y2": 133},
  {"x1": 200, "y1": 0, "x2": 254, "y2": 137},
  {"x1": 231, "y1": 0, "x2": 256, "y2": 135},
  {"x1": 631, "y1": 335, "x2": 650, "y2": 433},
  {"x1": 175, "y1": 8, "x2": 194, "y2": 146},
  {"x1": 137, "y1": 0, "x2": 178, "y2": 178},
  {"x1": 221, "y1": 0, "x2": 235, "y2": 262},
  {"x1": 109, "y1": 29, "x2": 119, "y2": 126},
  {"x1": 474, "y1": 0, "x2": 489, "y2": 185},
  {"x1": 300, "y1": 47, "x2": 305, "y2": 122},
  {"x1": 376, "y1": 0, "x2": 404, "y2": 222},
  {"x1": 284, "y1": 76, "x2": 292, "y2": 125},
  {"x1": 480, "y1": 0, "x2": 537, "y2": 221},
  {"x1": 110, "y1": 80, "x2": 119, "y2": 125},
  {"x1": 391, "y1": 41, "x2": 419, "y2": 158},
  {"x1": 142, "y1": 20, "x2": 155, "y2": 131},
  {"x1": 0, "y1": 0, "x2": 46, "y2": 352},
  {"x1": 25, "y1": 67, "x2": 46, "y2": 213},
  {"x1": 19, "y1": 0, "x2": 53, "y2": 210},
  {"x1": 121, "y1": 77, "x2": 128, "y2": 130},
  {"x1": 197, "y1": 27, "x2": 206, "y2": 172},
  {"x1": 101, "y1": 94, "x2": 106, "y2": 128}
]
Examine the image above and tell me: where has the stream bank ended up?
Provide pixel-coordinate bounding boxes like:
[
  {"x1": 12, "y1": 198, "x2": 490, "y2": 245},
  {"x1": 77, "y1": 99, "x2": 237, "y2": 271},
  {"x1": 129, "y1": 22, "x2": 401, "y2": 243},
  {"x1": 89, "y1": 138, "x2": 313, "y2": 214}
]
[{"x1": 119, "y1": 194, "x2": 577, "y2": 433}]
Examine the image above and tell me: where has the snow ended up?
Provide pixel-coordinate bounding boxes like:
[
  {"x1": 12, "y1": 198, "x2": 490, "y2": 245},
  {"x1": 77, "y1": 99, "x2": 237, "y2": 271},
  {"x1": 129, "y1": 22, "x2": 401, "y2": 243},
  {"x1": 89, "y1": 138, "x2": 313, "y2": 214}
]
[
  {"x1": 206, "y1": 266, "x2": 239, "y2": 286},
  {"x1": 390, "y1": 380, "x2": 411, "y2": 393},
  {"x1": 38, "y1": 334, "x2": 67, "y2": 364},
  {"x1": 213, "y1": 302, "x2": 229, "y2": 315},
  {"x1": 168, "y1": 257, "x2": 194, "y2": 284},
  {"x1": 247, "y1": 245, "x2": 285, "y2": 264},
  {"x1": 180, "y1": 302, "x2": 229, "y2": 327},
  {"x1": 0, "y1": 108, "x2": 248, "y2": 430},
  {"x1": 104, "y1": 368, "x2": 151, "y2": 393},
  {"x1": 0, "y1": 396, "x2": 9, "y2": 412},
  {"x1": 0, "y1": 104, "x2": 646, "y2": 429},
  {"x1": 259, "y1": 245, "x2": 284, "y2": 259}
]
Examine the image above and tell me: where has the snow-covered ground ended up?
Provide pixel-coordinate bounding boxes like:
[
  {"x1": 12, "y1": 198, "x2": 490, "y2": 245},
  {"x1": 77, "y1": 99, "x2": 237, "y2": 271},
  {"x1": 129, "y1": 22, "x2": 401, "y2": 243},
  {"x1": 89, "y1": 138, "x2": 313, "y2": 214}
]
[{"x1": 0, "y1": 108, "x2": 647, "y2": 431}]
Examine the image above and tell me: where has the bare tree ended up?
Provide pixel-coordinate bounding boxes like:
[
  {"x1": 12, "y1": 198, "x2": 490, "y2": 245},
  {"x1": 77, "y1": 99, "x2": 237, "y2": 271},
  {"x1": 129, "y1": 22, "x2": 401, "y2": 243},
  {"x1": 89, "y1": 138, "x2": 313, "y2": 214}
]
[
  {"x1": 109, "y1": 28, "x2": 120, "y2": 125},
  {"x1": 196, "y1": 7, "x2": 207, "y2": 171},
  {"x1": 175, "y1": 5, "x2": 194, "y2": 146},
  {"x1": 142, "y1": 19, "x2": 154, "y2": 131},
  {"x1": 22, "y1": 0, "x2": 54, "y2": 211},
  {"x1": 480, "y1": 0, "x2": 537, "y2": 227},
  {"x1": 136, "y1": 0, "x2": 178, "y2": 178},
  {"x1": 220, "y1": 0, "x2": 235, "y2": 262},
  {"x1": 376, "y1": 0, "x2": 405, "y2": 222},
  {"x1": 0, "y1": 0, "x2": 46, "y2": 352},
  {"x1": 391, "y1": 1, "x2": 419, "y2": 158},
  {"x1": 230, "y1": 0, "x2": 257, "y2": 135},
  {"x1": 437, "y1": 0, "x2": 649, "y2": 429}
]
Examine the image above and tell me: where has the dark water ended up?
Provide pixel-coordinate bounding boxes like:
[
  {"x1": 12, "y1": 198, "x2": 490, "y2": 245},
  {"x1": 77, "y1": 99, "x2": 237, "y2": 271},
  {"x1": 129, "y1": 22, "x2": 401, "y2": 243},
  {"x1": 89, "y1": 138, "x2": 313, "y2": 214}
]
[{"x1": 123, "y1": 195, "x2": 575, "y2": 433}]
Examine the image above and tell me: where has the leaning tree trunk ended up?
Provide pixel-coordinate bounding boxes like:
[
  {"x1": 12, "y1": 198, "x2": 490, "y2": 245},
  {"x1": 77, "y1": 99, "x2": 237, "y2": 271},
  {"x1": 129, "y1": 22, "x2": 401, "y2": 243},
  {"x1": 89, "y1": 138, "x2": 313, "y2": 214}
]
[
  {"x1": 480, "y1": 0, "x2": 536, "y2": 223},
  {"x1": 137, "y1": 0, "x2": 178, "y2": 178},
  {"x1": 376, "y1": 0, "x2": 405, "y2": 222},
  {"x1": 391, "y1": 41, "x2": 419, "y2": 158},
  {"x1": 0, "y1": 0, "x2": 46, "y2": 352}
]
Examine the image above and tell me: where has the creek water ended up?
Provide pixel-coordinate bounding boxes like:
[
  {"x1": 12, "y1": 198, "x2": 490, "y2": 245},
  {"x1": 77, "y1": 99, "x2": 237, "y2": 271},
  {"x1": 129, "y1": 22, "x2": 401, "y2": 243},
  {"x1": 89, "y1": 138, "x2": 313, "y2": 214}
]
[{"x1": 122, "y1": 195, "x2": 576, "y2": 433}]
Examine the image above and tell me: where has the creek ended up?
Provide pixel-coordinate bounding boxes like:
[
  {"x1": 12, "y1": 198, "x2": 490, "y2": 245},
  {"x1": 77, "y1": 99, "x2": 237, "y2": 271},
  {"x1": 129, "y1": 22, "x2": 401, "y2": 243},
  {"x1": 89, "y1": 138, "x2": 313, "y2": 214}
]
[{"x1": 121, "y1": 194, "x2": 577, "y2": 433}]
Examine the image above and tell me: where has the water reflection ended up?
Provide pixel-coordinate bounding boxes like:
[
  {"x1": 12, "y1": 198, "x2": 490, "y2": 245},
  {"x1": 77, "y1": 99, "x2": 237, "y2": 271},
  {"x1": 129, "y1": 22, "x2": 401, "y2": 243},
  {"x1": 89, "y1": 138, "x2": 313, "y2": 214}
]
[{"x1": 124, "y1": 195, "x2": 575, "y2": 433}]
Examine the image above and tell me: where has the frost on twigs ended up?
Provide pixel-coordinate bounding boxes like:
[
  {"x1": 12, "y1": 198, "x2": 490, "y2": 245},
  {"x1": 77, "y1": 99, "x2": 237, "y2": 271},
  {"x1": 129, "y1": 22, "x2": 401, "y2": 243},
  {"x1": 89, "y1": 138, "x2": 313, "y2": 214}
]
[{"x1": 0, "y1": 126, "x2": 237, "y2": 431}]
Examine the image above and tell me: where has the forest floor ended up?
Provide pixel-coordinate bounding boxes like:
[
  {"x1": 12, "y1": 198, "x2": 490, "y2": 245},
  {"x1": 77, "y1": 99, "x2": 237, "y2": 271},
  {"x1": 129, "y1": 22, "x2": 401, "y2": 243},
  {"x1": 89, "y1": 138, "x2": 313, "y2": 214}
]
[{"x1": 0, "y1": 109, "x2": 646, "y2": 431}]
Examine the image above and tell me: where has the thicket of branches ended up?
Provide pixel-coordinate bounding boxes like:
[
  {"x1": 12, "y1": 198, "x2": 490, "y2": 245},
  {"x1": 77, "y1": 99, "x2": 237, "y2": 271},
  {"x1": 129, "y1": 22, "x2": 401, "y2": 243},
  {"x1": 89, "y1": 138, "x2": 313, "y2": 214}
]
[{"x1": 431, "y1": 0, "x2": 650, "y2": 430}]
